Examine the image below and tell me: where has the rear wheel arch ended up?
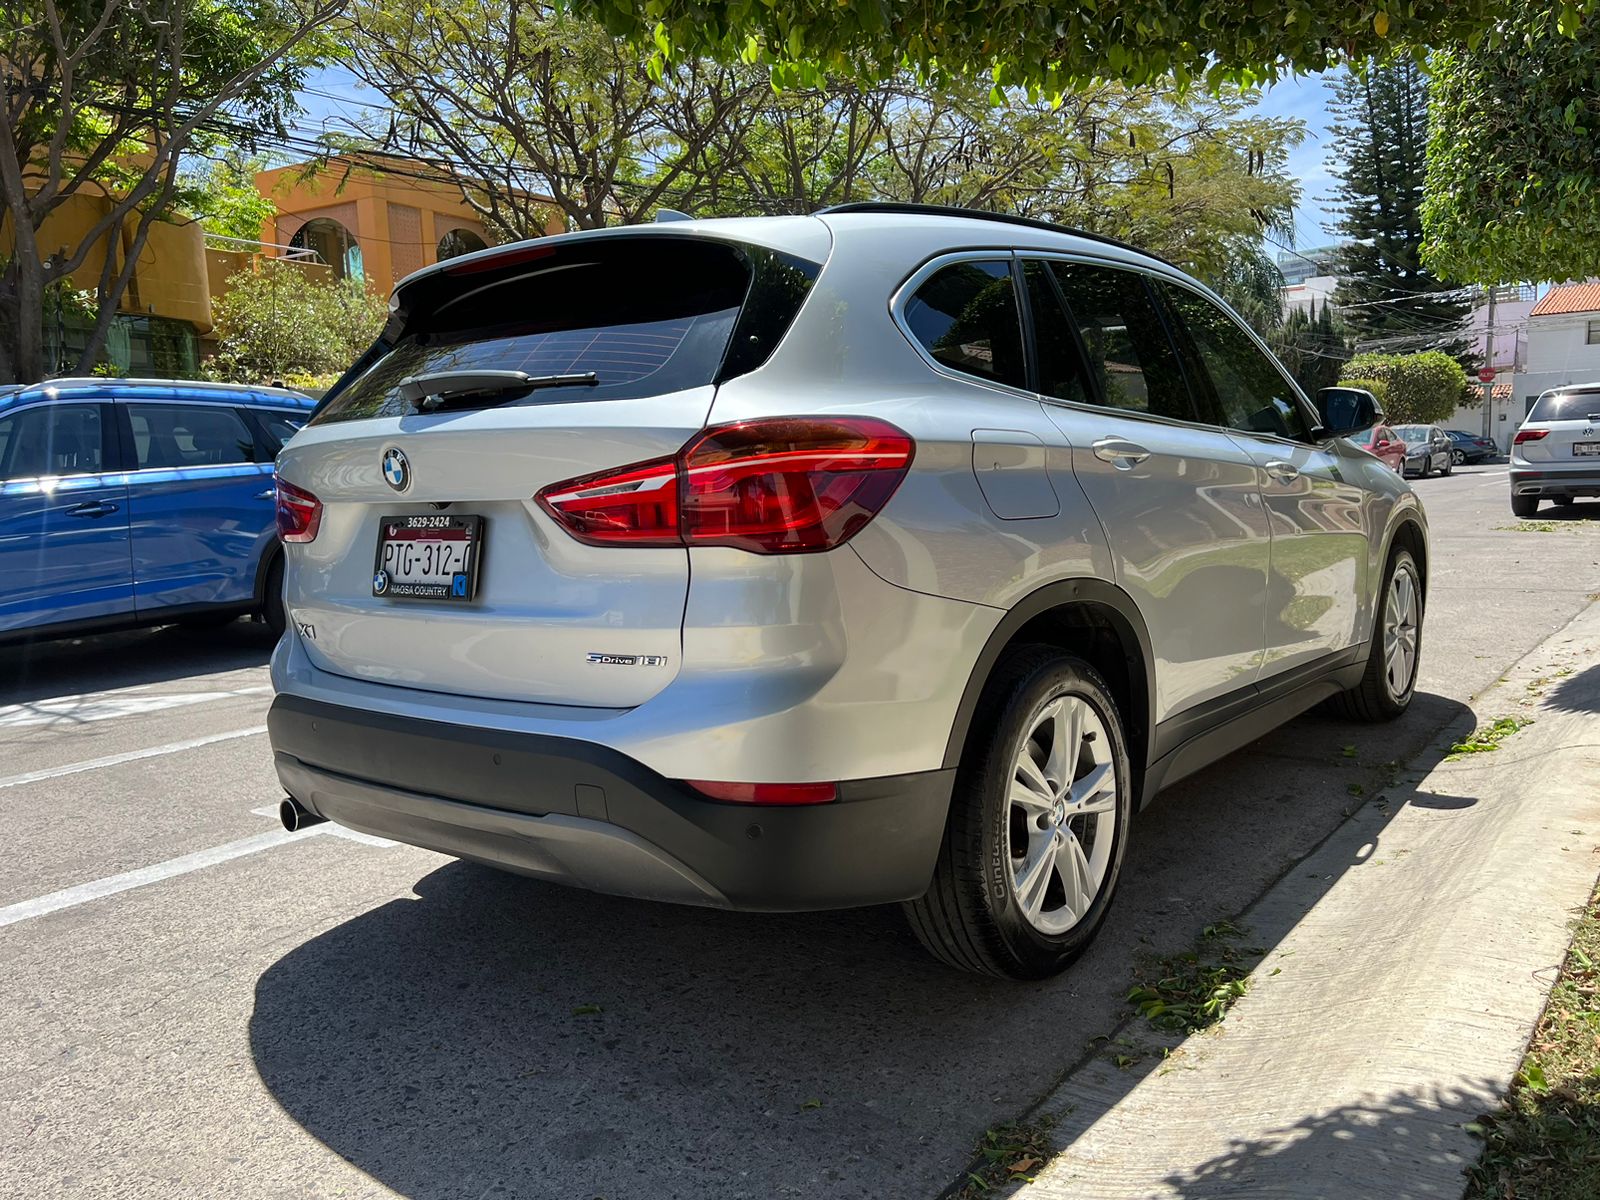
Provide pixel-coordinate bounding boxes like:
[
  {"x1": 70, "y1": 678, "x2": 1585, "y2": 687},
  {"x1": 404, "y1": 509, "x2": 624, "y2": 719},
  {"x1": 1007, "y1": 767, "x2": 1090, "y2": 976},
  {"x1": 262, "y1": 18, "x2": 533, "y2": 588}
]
[
  {"x1": 1384, "y1": 514, "x2": 1428, "y2": 603},
  {"x1": 943, "y1": 580, "x2": 1154, "y2": 790}
]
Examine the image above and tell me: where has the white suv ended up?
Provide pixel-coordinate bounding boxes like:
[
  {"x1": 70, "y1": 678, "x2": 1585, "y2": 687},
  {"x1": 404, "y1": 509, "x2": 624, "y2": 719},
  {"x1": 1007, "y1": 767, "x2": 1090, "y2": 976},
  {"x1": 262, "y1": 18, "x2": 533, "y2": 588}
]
[
  {"x1": 268, "y1": 205, "x2": 1428, "y2": 978},
  {"x1": 1510, "y1": 384, "x2": 1600, "y2": 516}
]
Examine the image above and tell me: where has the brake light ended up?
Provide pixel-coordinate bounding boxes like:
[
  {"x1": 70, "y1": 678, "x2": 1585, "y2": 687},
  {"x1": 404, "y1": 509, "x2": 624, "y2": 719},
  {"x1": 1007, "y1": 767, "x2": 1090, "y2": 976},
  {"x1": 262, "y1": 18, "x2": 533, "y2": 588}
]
[
  {"x1": 1513, "y1": 429, "x2": 1549, "y2": 445},
  {"x1": 442, "y1": 242, "x2": 556, "y2": 275},
  {"x1": 685, "y1": 780, "x2": 838, "y2": 805},
  {"x1": 275, "y1": 478, "x2": 322, "y2": 543},
  {"x1": 536, "y1": 416, "x2": 914, "y2": 553}
]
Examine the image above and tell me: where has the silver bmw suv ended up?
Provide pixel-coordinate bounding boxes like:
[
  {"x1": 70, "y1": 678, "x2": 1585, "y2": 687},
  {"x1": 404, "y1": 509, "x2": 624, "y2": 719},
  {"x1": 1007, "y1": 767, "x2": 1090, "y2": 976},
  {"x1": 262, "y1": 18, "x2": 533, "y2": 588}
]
[{"x1": 268, "y1": 205, "x2": 1427, "y2": 979}]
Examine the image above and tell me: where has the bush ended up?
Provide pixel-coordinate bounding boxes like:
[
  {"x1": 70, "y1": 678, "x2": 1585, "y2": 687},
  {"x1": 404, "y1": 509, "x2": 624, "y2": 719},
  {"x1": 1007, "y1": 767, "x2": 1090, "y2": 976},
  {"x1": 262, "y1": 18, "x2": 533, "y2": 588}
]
[
  {"x1": 1339, "y1": 351, "x2": 1468, "y2": 424},
  {"x1": 206, "y1": 260, "x2": 387, "y2": 385}
]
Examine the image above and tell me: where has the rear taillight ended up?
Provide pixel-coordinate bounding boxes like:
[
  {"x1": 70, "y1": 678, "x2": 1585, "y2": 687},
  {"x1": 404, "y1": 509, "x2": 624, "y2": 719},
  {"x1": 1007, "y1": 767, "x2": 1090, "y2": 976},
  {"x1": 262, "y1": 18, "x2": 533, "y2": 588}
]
[
  {"x1": 685, "y1": 780, "x2": 838, "y2": 805},
  {"x1": 536, "y1": 416, "x2": 914, "y2": 554},
  {"x1": 1513, "y1": 429, "x2": 1549, "y2": 445},
  {"x1": 275, "y1": 478, "x2": 322, "y2": 543}
]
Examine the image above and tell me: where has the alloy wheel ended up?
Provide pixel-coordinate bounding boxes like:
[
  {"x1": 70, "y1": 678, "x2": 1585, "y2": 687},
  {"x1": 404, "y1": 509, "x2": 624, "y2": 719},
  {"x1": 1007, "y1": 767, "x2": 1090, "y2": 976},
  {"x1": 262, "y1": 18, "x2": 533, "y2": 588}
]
[
  {"x1": 1007, "y1": 693, "x2": 1119, "y2": 935},
  {"x1": 1383, "y1": 563, "x2": 1420, "y2": 700}
]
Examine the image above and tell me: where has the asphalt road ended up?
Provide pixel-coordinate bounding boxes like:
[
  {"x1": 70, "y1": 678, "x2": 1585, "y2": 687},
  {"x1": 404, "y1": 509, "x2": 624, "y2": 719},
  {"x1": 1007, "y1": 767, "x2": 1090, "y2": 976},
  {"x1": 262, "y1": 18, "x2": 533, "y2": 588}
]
[{"x1": 3, "y1": 464, "x2": 1598, "y2": 1200}]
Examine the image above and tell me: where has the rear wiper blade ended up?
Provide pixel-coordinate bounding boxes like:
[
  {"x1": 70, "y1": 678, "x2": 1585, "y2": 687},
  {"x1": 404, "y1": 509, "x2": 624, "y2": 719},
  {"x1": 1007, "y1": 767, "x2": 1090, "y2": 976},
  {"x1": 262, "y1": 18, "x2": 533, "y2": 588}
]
[{"x1": 397, "y1": 369, "x2": 598, "y2": 411}]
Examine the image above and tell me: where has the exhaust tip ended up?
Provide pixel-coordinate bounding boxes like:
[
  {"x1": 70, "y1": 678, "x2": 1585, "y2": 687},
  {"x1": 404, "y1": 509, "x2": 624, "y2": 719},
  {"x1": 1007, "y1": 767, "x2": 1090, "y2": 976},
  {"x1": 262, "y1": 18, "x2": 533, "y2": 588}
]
[{"x1": 279, "y1": 796, "x2": 327, "y2": 832}]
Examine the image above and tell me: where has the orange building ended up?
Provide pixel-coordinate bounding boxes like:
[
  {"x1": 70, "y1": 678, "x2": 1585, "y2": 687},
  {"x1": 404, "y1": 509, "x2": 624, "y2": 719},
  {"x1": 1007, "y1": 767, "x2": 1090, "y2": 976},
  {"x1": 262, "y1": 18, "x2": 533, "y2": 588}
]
[{"x1": 255, "y1": 157, "x2": 563, "y2": 290}]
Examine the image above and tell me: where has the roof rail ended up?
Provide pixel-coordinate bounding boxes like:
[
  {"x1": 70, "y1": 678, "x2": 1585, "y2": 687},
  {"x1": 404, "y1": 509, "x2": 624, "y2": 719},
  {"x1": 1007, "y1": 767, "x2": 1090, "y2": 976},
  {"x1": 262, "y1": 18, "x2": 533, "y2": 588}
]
[{"x1": 814, "y1": 202, "x2": 1177, "y2": 268}]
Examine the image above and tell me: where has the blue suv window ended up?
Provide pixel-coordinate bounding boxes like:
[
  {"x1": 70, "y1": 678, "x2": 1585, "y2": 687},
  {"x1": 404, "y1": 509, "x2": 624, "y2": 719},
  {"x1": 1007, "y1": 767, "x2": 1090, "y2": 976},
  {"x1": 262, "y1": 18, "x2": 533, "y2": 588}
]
[
  {"x1": 0, "y1": 404, "x2": 104, "y2": 479},
  {"x1": 129, "y1": 404, "x2": 258, "y2": 469}
]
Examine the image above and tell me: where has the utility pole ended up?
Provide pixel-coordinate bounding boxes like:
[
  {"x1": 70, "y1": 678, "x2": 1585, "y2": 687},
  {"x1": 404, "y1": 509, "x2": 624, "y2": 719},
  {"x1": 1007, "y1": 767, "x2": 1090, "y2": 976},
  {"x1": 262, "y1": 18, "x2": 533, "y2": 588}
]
[{"x1": 1482, "y1": 284, "x2": 1497, "y2": 443}]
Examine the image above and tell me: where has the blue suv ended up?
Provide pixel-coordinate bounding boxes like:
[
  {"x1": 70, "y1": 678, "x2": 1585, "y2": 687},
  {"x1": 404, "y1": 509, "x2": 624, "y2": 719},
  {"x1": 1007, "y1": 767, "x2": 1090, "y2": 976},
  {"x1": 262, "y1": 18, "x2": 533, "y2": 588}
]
[{"x1": 0, "y1": 378, "x2": 314, "y2": 643}]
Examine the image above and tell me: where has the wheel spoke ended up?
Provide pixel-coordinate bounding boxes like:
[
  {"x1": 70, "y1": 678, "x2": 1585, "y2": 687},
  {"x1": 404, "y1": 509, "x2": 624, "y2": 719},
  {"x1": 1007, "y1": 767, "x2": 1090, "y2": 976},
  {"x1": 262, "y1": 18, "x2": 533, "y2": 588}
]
[
  {"x1": 1066, "y1": 833, "x2": 1095, "y2": 915},
  {"x1": 1069, "y1": 761, "x2": 1116, "y2": 814},
  {"x1": 1045, "y1": 698, "x2": 1082, "y2": 792},
  {"x1": 1014, "y1": 837, "x2": 1055, "y2": 919},
  {"x1": 1015, "y1": 750, "x2": 1052, "y2": 803},
  {"x1": 1010, "y1": 782, "x2": 1054, "y2": 817}
]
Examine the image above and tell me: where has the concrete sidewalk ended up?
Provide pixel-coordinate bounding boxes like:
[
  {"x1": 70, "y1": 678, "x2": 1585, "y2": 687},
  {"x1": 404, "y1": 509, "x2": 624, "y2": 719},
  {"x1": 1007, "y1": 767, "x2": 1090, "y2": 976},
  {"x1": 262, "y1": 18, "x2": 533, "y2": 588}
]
[{"x1": 1014, "y1": 601, "x2": 1600, "y2": 1200}]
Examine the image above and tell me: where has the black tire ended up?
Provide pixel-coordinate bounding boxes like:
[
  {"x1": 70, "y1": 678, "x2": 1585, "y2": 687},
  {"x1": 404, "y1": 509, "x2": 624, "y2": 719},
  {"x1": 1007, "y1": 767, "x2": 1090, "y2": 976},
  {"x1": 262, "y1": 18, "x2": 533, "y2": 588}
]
[
  {"x1": 262, "y1": 555, "x2": 286, "y2": 638},
  {"x1": 1328, "y1": 547, "x2": 1423, "y2": 722},
  {"x1": 1511, "y1": 494, "x2": 1540, "y2": 518},
  {"x1": 1419, "y1": 457, "x2": 1431, "y2": 478},
  {"x1": 904, "y1": 645, "x2": 1134, "y2": 979},
  {"x1": 1440, "y1": 455, "x2": 1452, "y2": 477}
]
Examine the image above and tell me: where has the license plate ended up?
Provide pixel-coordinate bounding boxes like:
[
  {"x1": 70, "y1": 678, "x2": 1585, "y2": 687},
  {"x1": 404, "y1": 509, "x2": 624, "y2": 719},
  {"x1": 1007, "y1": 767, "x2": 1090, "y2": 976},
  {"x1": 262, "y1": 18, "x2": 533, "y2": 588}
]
[
  {"x1": 373, "y1": 514, "x2": 482, "y2": 600},
  {"x1": 1575, "y1": 443, "x2": 1600, "y2": 457}
]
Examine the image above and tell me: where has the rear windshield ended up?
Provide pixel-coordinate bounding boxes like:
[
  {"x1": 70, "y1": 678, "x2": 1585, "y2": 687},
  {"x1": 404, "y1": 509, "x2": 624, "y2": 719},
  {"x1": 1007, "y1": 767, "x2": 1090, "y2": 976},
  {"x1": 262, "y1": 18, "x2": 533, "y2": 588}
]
[
  {"x1": 1528, "y1": 391, "x2": 1600, "y2": 423},
  {"x1": 312, "y1": 237, "x2": 818, "y2": 425}
]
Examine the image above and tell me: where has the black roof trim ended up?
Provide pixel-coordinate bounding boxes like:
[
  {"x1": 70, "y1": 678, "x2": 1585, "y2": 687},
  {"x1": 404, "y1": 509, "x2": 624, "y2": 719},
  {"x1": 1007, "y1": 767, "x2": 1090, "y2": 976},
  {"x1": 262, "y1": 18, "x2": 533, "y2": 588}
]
[{"x1": 814, "y1": 202, "x2": 1178, "y2": 269}]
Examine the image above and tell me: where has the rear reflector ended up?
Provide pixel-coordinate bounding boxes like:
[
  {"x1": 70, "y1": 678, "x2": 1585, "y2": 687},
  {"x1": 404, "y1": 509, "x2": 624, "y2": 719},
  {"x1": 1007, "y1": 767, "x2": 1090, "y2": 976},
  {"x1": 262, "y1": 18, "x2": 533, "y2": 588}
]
[
  {"x1": 536, "y1": 416, "x2": 914, "y2": 553},
  {"x1": 685, "y1": 780, "x2": 839, "y2": 805},
  {"x1": 275, "y1": 478, "x2": 322, "y2": 543},
  {"x1": 1513, "y1": 429, "x2": 1550, "y2": 445}
]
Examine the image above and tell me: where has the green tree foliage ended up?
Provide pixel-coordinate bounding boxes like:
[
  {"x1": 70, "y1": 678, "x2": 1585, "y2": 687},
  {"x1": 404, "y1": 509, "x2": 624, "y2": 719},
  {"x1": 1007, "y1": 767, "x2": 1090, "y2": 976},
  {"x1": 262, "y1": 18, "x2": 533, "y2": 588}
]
[
  {"x1": 1271, "y1": 300, "x2": 1351, "y2": 394},
  {"x1": 207, "y1": 260, "x2": 388, "y2": 384},
  {"x1": 1327, "y1": 62, "x2": 1472, "y2": 363},
  {"x1": 1340, "y1": 350, "x2": 1468, "y2": 423},
  {"x1": 1339, "y1": 376, "x2": 1392, "y2": 415},
  {"x1": 0, "y1": 0, "x2": 340, "y2": 384},
  {"x1": 571, "y1": 0, "x2": 1549, "y2": 93},
  {"x1": 178, "y1": 147, "x2": 278, "y2": 242},
  {"x1": 1423, "y1": 10, "x2": 1600, "y2": 285}
]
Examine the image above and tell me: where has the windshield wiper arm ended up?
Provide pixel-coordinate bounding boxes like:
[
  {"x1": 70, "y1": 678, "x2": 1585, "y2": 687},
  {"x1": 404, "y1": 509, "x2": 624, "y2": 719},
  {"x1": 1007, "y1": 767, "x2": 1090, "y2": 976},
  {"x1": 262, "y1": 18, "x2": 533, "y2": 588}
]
[{"x1": 397, "y1": 369, "x2": 598, "y2": 411}]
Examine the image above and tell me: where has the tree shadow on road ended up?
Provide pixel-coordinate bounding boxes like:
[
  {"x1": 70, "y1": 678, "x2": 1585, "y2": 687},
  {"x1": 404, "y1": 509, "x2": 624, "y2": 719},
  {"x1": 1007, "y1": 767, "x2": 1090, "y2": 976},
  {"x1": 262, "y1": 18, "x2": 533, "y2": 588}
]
[
  {"x1": 1159, "y1": 1082, "x2": 1505, "y2": 1200},
  {"x1": 246, "y1": 692, "x2": 1475, "y2": 1200},
  {"x1": 1546, "y1": 664, "x2": 1600, "y2": 716}
]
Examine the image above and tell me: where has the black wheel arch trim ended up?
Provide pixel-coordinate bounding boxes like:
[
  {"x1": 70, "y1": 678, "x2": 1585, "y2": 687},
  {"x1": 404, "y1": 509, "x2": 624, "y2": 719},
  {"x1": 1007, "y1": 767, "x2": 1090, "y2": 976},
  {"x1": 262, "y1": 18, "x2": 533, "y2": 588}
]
[{"x1": 940, "y1": 577, "x2": 1157, "y2": 781}]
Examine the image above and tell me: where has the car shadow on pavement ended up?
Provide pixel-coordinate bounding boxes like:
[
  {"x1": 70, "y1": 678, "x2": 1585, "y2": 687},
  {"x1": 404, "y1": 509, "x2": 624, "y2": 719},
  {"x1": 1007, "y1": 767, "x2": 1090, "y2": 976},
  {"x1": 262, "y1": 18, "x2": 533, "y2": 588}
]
[
  {"x1": 247, "y1": 693, "x2": 1475, "y2": 1200},
  {"x1": 0, "y1": 619, "x2": 275, "y2": 706}
]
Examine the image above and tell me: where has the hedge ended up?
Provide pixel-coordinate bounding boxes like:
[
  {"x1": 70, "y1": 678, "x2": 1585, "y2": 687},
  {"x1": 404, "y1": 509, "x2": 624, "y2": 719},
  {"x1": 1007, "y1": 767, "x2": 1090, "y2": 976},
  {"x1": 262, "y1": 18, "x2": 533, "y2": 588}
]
[{"x1": 1339, "y1": 352, "x2": 1468, "y2": 424}]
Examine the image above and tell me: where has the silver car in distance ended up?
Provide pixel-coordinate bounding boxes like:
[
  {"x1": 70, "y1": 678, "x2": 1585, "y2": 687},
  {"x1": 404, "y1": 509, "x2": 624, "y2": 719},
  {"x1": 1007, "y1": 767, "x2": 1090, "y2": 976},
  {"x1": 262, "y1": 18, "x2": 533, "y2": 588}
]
[{"x1": 268, "y1": 204, "x2": 1428, "y2": 979}]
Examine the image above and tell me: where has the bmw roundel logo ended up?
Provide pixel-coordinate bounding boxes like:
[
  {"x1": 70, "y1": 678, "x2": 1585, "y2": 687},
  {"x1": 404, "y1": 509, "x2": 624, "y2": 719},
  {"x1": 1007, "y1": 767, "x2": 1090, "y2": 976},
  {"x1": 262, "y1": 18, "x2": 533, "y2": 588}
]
[
  {"x1": 373, "y1": 570, "x2": 389, "y2": 595},
  {"x1": 382, "y1": 447, "x2": 410, "y2": 491}
]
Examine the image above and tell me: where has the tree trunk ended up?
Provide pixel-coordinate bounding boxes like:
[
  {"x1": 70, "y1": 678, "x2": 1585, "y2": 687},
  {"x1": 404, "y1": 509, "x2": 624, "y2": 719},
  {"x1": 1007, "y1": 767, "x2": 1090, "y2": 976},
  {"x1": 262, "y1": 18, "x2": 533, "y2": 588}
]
[{"x1": 5, "y1": 222, "x2": 48, "y2": 384}]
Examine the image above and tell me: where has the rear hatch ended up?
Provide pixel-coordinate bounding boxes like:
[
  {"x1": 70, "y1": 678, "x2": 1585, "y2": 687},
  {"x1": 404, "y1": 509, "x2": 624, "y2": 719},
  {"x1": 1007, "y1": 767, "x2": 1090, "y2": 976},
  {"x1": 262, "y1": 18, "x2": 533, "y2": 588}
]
[
  {"x1": 1515, "y1": 388, "x2": 1600, "y2": 467},
  {"x1": 276, "y1": 228, "x2": 825, "y2": 707}
]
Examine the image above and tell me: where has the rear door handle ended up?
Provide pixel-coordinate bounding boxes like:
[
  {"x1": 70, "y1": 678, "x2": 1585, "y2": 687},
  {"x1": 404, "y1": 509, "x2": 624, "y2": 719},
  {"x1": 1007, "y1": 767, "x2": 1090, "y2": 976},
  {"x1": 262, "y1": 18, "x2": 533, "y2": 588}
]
[
  {"x1": 256, "y1": 489, "x2": 276, "y2": 500},
  {"x1": 1264, "y1": 460, "x2": 1300, "y2": 484},
  {"x1": 66, "y1": 500, "x2": 119, "y2": 518},
  {"x1": 1091, "y1": 437, "x2": 1152, "y2": 469}
]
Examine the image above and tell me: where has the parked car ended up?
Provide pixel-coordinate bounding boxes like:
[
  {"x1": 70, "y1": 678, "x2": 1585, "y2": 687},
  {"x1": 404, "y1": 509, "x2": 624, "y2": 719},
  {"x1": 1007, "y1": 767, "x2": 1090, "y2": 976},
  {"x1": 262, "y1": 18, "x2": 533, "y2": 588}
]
[
  {"x1": 1392, "y1": 424, "x2": 1453, "y2": 477},
  {"x1": 0, "y1": 378, "x2": 314, "y2": 643},
  {"x1": 1444, "y1": 428, "x2": 1498, "y2": 464},
  {"x1": 1510, "y1": 383, "x2": 1600, "y2": 517},
  {"x1": 1346, "y1": 422, "x2": 1407, "y2": 473},
  {"x1": 268, "y1": 204, "x2": 1428, "y2": 979}
]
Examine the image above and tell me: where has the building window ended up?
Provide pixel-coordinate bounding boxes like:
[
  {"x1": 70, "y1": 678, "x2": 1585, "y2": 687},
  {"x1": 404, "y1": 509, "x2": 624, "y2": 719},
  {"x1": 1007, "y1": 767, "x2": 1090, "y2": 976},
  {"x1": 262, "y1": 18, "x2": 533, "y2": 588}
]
[
  {"x1": 290, "y1": 217, "x2": 364, "y2": 282},
  {"x1": 1587, "y1": 319, "x2": 1600, "y2": 345},
  {"x1": 437, "y1": 227, "x2": 489, "y2": 261}
]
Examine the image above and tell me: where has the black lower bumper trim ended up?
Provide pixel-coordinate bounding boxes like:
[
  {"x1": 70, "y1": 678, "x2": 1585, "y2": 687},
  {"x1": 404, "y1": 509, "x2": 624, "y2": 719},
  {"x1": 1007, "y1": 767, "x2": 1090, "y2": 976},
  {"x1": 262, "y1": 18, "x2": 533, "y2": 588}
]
[{"x1": 268, "y1": 694, "x2": 954, "y2": 911}]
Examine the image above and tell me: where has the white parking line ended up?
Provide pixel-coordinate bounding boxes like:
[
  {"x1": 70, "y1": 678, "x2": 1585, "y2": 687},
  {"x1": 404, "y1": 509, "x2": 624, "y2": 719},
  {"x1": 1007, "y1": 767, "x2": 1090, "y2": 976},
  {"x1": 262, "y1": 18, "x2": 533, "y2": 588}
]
[
  {"x1": 0, "y1": 685, "x2": 270, "y2": 729},
  {"x1": 0, "y1": 817, "x2": 396, "y2": 930},
  {"x1": 0, "y1": 725, "x2": 267, "y2": 791}
]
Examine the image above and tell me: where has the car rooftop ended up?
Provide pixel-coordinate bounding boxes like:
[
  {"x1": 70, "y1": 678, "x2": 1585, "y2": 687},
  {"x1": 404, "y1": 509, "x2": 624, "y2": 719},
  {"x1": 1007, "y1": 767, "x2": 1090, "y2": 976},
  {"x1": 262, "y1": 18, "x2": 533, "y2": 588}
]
[{"x1": 0, "y1": 377, "x2": 314, "y2": 413}]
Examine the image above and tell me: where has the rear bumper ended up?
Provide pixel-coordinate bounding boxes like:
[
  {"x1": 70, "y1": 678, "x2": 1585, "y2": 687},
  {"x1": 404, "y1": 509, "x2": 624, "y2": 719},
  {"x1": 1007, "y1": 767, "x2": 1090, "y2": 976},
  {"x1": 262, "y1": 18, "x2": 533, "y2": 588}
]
[
  {"x1": 1510, "y1": 468, "x2": 1600, "y2": 498},
  {"x1": 269, "y1": 693, "x2": 954, "y2": 911}
]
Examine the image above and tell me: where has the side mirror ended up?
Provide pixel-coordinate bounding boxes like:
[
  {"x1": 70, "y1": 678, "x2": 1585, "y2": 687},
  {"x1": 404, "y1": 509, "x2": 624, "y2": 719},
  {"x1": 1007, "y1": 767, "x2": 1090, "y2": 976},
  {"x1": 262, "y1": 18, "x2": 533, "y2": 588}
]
[{"x1": 1316, "y1": 387, "x2": 1383, "y2": 438}]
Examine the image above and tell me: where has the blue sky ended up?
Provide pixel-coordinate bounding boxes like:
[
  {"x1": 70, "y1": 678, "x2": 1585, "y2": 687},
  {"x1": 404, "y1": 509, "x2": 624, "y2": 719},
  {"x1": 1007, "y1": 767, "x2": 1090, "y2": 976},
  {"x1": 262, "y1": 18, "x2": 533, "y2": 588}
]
[{"x1": 296, "y1": 66, "x2": 1341, "y2": 253}]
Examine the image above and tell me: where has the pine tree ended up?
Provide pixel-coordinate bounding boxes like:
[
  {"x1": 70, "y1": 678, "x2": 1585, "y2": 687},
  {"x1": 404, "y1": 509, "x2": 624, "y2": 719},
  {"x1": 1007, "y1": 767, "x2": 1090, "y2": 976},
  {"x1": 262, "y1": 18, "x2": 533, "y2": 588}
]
[
  {"x1": 1271, "y1": 297, "x2": 1350, "y2": 395},
  {"x1": 1327, "y1": 62, "x2": 1472, "y2": 365}
]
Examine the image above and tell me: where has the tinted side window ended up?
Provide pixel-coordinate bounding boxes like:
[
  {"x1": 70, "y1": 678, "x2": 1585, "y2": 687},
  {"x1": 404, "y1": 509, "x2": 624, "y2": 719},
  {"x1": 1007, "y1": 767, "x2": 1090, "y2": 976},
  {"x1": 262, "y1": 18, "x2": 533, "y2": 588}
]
[
  {"x1": 1160, "y1": 284, "x2": 1311, "y2": 441},
  {"x1": 1048, "y1": 263, "x2": 1192, "y2": 419},
  {"x1": 128, "y1": 404, "x2": 258, "y2": 469},
  {"x1": 258, "y1": 409, "x2": 307, "y2": 449},
  {"x1": 903, "y1": 260, "x2": 1026, "y2": 389},
  {"x1": 0, "y1": 404, "x2": 104, "y2": 480}
]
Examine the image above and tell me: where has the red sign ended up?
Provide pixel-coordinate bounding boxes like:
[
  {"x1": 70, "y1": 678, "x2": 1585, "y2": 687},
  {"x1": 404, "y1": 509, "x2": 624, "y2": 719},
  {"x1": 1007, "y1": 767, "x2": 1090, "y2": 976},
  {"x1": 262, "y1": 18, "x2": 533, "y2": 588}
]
[{"x1": 1478, "y1": 368, "x2": 1497, "y2": 383}]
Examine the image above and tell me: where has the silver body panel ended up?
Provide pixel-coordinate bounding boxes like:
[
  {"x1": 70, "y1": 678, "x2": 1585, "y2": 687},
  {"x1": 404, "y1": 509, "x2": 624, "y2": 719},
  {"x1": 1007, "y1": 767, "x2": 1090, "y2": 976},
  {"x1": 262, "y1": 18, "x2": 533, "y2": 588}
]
[{"x1": 272, "y1": 209, "x2": 1425, "y2": 800}]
